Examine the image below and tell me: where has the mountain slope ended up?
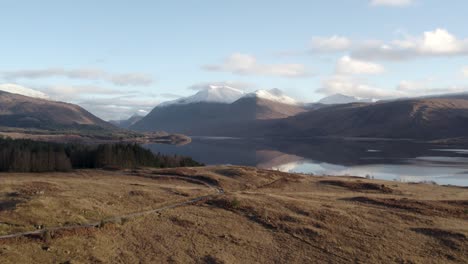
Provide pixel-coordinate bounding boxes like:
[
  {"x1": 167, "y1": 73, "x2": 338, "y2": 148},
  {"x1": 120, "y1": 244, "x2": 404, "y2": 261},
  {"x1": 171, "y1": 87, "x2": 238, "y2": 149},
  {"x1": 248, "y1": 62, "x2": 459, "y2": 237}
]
[
  {"x1": 261, "y1": 98, "x2": 468, "y2": 140},
  {"x1": 0, "y1": 90, "x2": 115, "y2": 131},
  {"x1": 244, "y1": 88, "x2": 299, "y2": 105},
  {"x1": 231, "y1": 97, "x2": 306, "y2": 120},
  {"x1": 130, "y1": 95, "x2": 306, "y2": 135}
]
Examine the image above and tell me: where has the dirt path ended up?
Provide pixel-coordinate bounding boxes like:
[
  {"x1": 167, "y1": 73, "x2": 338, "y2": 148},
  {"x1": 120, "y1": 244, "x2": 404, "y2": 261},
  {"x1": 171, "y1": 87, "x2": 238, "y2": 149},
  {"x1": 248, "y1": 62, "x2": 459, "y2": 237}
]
[{"x1": 0, "y1": 172, "x2": 224, "y2": 240}]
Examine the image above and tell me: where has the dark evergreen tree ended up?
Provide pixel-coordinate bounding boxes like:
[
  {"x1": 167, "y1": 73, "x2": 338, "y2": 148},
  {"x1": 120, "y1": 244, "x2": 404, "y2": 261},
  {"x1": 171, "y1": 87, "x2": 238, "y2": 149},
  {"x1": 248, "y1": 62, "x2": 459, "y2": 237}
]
[{"x1": 0, "y1": 137, "x2": 202, "y2": 172}]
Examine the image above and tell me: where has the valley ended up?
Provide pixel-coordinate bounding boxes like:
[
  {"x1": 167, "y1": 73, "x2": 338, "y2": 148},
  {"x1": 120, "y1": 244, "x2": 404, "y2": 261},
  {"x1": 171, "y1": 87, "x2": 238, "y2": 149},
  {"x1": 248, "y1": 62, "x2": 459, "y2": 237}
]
[
  {"x1": 4, "y1": 2, "x2": 468, "y2": 263},
  {"x1": 0, "y1": 90, "x2": 190, "y2": 145}
]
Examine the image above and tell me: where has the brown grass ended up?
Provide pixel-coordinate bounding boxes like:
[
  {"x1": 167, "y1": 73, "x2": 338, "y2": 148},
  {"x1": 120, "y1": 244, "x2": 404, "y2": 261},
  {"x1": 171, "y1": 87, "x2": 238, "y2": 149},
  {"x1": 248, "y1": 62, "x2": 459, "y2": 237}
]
[{"x1": 0, "y1": 166, "x2": 466, "y2": 263}]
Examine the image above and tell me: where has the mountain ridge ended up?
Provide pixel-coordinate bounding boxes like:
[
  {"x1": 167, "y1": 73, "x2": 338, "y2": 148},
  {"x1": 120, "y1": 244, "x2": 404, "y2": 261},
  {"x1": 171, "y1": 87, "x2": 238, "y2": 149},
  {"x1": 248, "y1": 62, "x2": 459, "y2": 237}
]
[
  {"x1": 0, "y1": 90, "x2": 115, "y2": 131},
  {"x1": 256, "y1": 98, "x2": 468, "y2": 140},
  {"x1": 130, "y1": 93, "x2": 306, "y2": 134}
]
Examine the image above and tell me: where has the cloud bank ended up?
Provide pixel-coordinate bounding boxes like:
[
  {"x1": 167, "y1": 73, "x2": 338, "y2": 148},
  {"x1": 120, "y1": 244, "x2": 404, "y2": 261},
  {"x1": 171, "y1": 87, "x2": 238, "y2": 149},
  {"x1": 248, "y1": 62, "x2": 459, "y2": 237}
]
[
  {"x1": 319, "y1": 75, "x2": 467, "y2": 100},
  {"x1": 188, "y1": 81, "x2": 256, "y2": 91},
  {"x1": 336, "y1": 56, "x2": 385, "y2": 75},
  {"x1": 1, "y1": 68, "x2": 153, "y2": 86},
  {"x1": 310, "y1": 36, "x2": 351, "y2": 53},
  {"x1": 370, "y1": 0, "x2": 415, "y2": 7},
  {"x1": 308, "y1": 29, "x2": 468, "y2": 61},
  {"x1": 203, "y1": 53, "x2": 310, "y2": 78},
  {"x1": 462, "y1": 66, "x2": 468, "y2": 77}
]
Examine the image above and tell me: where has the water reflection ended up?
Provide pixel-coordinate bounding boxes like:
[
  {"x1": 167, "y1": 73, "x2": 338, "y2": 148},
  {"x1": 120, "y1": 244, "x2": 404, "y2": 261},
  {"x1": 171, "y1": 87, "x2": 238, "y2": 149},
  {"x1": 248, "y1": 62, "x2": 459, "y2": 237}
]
[{"x1": 146, "y1": 137, "x2": 468, "y2": 186}]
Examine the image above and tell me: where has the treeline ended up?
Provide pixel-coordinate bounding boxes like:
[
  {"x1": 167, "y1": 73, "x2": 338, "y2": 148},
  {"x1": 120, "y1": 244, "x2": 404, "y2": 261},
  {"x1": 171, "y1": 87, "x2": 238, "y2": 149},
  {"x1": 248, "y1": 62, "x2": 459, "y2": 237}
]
[{"x1": 0, "y1": 137, "x2": 202, "y2": 172}]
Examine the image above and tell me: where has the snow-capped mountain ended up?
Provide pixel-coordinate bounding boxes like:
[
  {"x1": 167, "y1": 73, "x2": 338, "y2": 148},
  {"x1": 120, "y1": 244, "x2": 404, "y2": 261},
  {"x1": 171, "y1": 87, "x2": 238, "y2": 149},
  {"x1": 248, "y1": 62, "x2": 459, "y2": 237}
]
[
  {"x1": 0, "y1": 83, "x2": 49, "y2": 99},
  {"x1": 243, "y1": 88, "x2": 298, "y2": 105},
  {"x1": 158, "y1": 85, "x2": 245, "y2": 107},
  {"x1": 318, "y1": 93, "x2": 375, "y2": 105},
  {"x1": 131, "y1": 88, "x2": 305, "y2": 133}
]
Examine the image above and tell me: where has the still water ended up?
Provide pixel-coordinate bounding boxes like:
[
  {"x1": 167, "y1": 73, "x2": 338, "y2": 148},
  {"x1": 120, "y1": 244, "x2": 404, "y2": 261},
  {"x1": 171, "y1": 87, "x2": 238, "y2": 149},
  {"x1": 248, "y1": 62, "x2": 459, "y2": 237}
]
[{"x1": 146, "y1": 137, "x2": 468, "y2": 186}]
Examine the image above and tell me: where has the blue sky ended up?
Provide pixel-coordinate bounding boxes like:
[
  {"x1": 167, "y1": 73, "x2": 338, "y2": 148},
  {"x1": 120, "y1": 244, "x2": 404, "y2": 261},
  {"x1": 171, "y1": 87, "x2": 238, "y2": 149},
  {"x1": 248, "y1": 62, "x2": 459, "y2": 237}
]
[{"x1": 1, "y1": 0, "x2": 467, "y2": 119}]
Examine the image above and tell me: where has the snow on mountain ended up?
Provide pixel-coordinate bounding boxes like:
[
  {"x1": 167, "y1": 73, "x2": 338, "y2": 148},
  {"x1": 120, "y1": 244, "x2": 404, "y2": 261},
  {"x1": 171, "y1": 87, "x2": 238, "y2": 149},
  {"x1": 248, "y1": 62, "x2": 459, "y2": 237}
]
[
  {"x1": 158, "y1": 85, "x2": 245, "y2": 107},
  {"x1": 0, "y1": 83, "x2": 49, "y2": 99},
  {"x1": 318, "y1": 93, "x2": 375, "y2": 105},
  {"x1": 244, "y1": 88, "x2": 298, "y2": 105}
]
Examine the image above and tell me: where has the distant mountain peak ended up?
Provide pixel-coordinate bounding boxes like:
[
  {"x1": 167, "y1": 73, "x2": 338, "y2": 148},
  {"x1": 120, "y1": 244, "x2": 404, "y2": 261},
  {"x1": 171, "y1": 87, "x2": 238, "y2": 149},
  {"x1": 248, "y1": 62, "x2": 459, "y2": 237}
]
[
  {"x1": 318, "y1": 93, "x2": 375, "y2": 105},
  {"x1": 244, "y1": 88, "x2": 298, "y2": 105},
  {"x1": 158, "y1": 85, "x2": 245, "y2": 107}
]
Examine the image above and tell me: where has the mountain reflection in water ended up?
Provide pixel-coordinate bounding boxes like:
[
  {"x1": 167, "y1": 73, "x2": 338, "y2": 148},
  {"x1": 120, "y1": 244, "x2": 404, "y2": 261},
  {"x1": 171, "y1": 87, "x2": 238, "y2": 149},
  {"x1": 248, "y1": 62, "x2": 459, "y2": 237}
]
[{"x1": 146, "y1": 137, "x2": 468, "y2": 186}]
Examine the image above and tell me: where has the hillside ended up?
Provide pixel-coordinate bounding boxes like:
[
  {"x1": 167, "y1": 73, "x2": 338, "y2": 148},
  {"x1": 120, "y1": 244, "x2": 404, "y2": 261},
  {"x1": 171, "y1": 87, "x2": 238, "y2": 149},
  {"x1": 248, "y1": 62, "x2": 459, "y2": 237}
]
[
  {"x1": 262, "y1": 98, "x2": 468, "y2": 140},
  {"x1": 0, "y1": 91, "x2": 115, "y2": 131},
  {"x1": 231, "y1": 97, "x2": 306, "y2": 120},
  {"x1": 0, "y1": 166, "x2": 466, "y2": 263},
  {"x1": 131, "y1": 96, "x2": 306, "y2": 135},
  {"x1": 131, "y1": 95, "x2": 468, "y2": 140}
]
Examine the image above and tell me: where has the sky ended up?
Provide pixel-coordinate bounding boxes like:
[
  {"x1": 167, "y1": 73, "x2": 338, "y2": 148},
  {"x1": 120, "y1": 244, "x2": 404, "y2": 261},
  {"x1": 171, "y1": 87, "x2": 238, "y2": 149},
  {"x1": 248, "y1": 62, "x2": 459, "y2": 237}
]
[{"x1": 1, "y1": 0, "x2": 467, "y2": 120}]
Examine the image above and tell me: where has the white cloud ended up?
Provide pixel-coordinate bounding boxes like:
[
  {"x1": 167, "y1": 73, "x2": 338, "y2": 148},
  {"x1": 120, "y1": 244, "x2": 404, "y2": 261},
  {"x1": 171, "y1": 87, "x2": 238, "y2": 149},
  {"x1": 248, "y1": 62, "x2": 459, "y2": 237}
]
[
  {"x1": 0, "y1": 83, "x2": 49, "y2": 99},
  {"x1": 41, "y1": 85, "x2": 131, "y2": 101},
  {"x1": 318, "y1": 75, "x2": 468, "y2": 100},
  {"x1": 336, "y1": 56, "x2": 385, "y2": 75},
  {"x1": 159, "y1": 93, "x2": 183, "y2": 99},
  {"x1": 397, "y1": 79, "x2": 468, "y2": 96},
  {"x1": 77, "y1": 95, "x2": 159, "y2": 121},
  {"x1": 5, "y1": 83, "x2": 158, "y2": 120},
  {"x1": 108, "y1": 73, "x2": 153, "y2": 86},
  {"x1": 370, "y1": 0, "x2": 414, "y2": 7},
  {"x1": 188, "y1": 81, "x2": 256, "y2": 91},
  {"x1": 0, "y1": 82, "x2": 158, "y2": 120},
  {"x1": 419, "y1": 29, "x2": 465, "y2": 54},
  {"x1": 305, "y1": 29, "x2": 468, "y2": 61},
  {"x1": 203, "y1": 53, "x2": 310, "y2": 78},
  {"x1": 310, "y1": 35, "x2": 351, "y2": 53},
  {"x1": 352, "y1": 28, "x2": 468, "y2": 61},
  {"x1": 461, "y1": 66, "x2": 468, "y2": 77},
  {"x1": 318, "y1": 75, "x2": 402, "y2": 99},
  {"x1": 1, "y1": 68, "x2": 153, "y2": 86}
]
